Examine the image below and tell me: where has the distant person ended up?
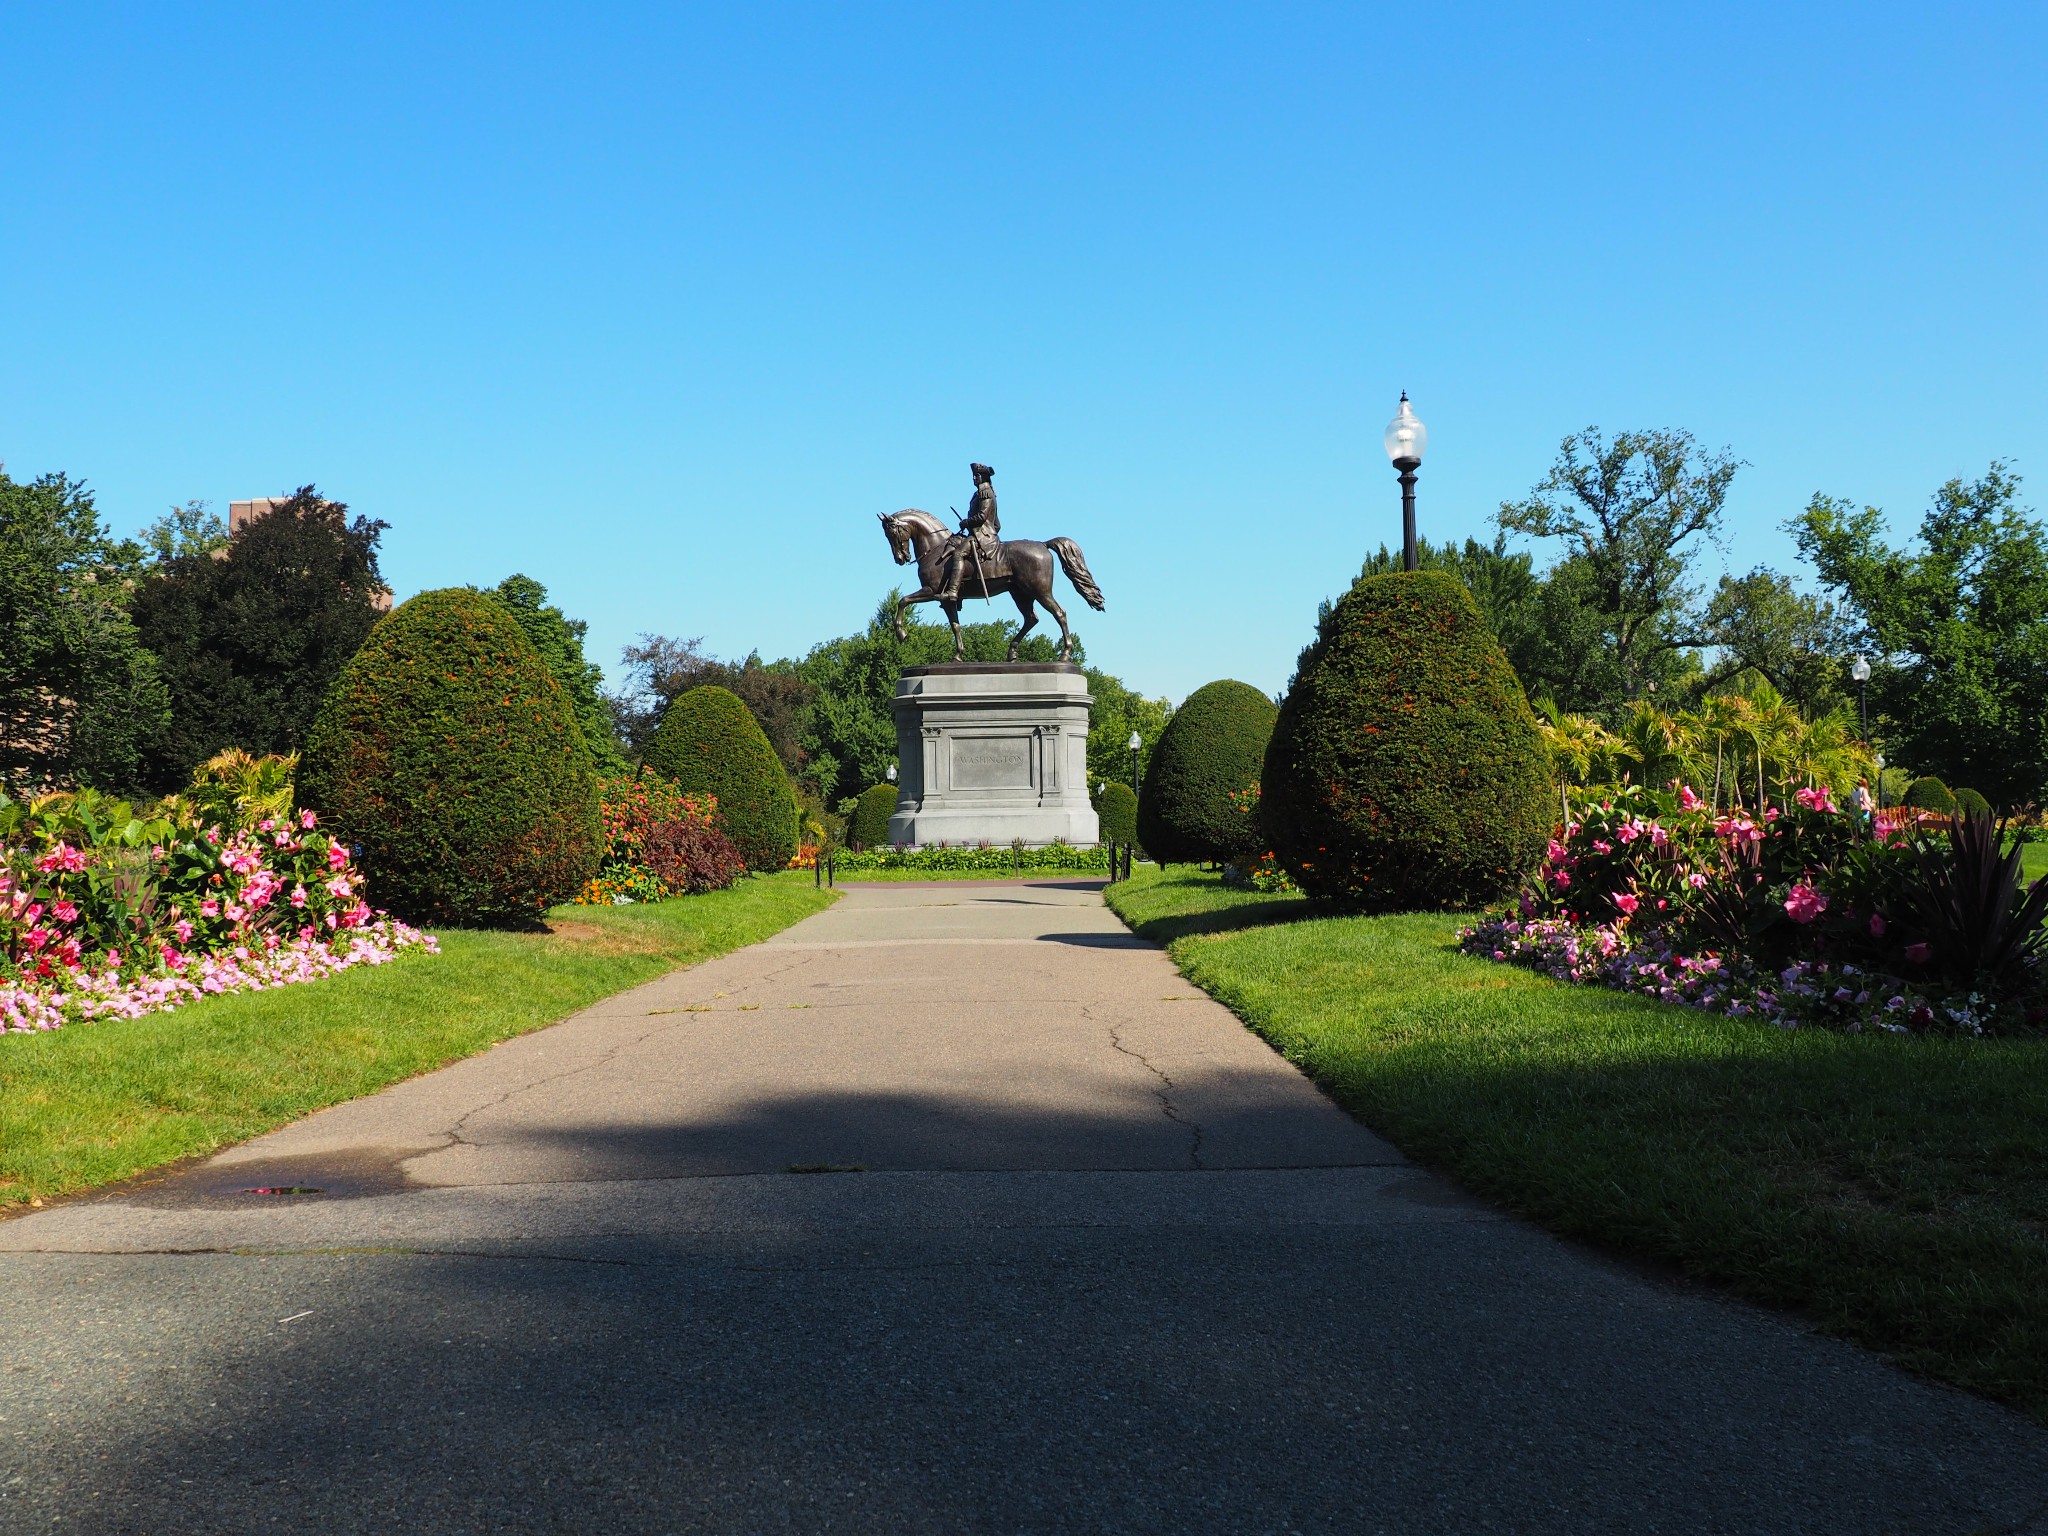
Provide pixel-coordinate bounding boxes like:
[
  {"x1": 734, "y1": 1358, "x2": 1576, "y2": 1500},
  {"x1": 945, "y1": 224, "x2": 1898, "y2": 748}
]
[{"x1": 1852, "y1": 778, "x2": 1875, "y2": 831}]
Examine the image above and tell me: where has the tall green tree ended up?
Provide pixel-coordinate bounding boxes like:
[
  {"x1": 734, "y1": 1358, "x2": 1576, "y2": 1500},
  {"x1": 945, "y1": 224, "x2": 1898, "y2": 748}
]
[
  {"x1": 0, "y1": 469, "x2": 168, "y2": 792},
  {"x1": 613, "y1": 636, "x2": 816, "y2": 774},
  {"x1": 141, "y1": 500, "x2": 228, "y2": 564},
  {"x1": 1791, "y1": 462, "x2": 2048, "y2": 809},
  {"x1": 1498, "y1": 427, "x2": 1740, "y2": 708},
  {"x1": 1691, "y1": 567, "x2": 1855, "y2": 716},
  {"x1": 129, "y1": 486, "x2": 387, "y2": 789},
  {"x1": 487, "y1": 574, "x2": 628, "y2": 772}
]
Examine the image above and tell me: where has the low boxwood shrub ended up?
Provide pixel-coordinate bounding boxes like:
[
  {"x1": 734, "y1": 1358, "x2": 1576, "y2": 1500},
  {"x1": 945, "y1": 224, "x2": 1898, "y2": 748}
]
[
  {"x1": 1263, "y1": 569, "x2": 1552, "y2": 912},
  {"x1": 1136, "y1": 680, "x2": 1277, "y2": 865},
  {"x1": 297, "y1": 587, "x2": 602, "y2": 925},
  {"x1": 643, "y1": 686, "x2": 798, "y2": 872},
  {"x1": 1093, "y1": 780, "x2": 1138, "y2": 845},
  {"x1": 849, "y1": 782, "x2": 899, "y2": 851},
  {"x1": 1904, "y1": 777, "x2": 1956, "y2": 813},
  {"x1": 1953, "y1": 786, "x2": 1992, "y2": 817},
  {"x1": 832, "y1": 841, "x2": 1110, "y2": 874}
]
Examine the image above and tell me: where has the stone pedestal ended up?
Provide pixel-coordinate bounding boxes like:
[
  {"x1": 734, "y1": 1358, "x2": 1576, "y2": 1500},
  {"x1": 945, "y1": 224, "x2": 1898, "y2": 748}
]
[{"x1": 887, "y1": 664, "x2": 1099, "y2": 847}]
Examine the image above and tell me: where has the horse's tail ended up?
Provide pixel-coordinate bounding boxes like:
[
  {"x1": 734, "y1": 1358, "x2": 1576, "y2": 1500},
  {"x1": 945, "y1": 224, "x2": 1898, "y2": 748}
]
[{"x1": 1047, "y1": 537, "x2": 1106, "y2": 611}]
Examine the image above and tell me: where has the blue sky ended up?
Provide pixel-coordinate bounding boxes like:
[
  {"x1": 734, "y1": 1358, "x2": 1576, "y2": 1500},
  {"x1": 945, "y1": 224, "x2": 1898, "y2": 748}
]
[{"x1": 5, "y1": 3, "x2": 2043, "y2": 703}]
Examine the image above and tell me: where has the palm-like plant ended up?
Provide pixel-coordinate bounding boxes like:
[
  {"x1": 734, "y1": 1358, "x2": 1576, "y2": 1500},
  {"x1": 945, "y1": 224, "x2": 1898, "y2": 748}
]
[{"x1": 1614, "y1": 701, "x2": 1685, "y2": 789}]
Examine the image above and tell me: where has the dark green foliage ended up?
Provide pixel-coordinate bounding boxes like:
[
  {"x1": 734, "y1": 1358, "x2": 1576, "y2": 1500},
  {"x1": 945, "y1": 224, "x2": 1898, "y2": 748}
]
[
  {"x1": 1093, "y1": 780, "x2": 1138, "y2": 845},
  {"x1": 1137, "y1": 680, "x2": 1276, "y2": 865},
  {"x1": 298, "y1": 588, "x2": 601, "y2": 926},
  {"x1": 1904, "y1": 777, "x2": 1956, "y2": 813},
  {"x1": 1954, "y1": 787, "x2": 1993, "y2": 817},
  {"x1": 1900, "y1": 813, "x2": 2048, "y2": 993},
  {"x1": 487, "y1": 575, "x2": 628, "y2": 773},
  {"x1": 849, "y1": 782, "x2": 899, "y2": 850},
  {"x1": 0, "y1": 468, "x2": 168, "y2": 793},
  {"x1": 644, "y1": 685, "x2": 798, "y2": 871},
  {"x1": 1082, "y1": 669, "x2": 1173, "y2": 789},
  {"x1": 1794, "y1": 464, "x2": 2048, "y2": 810},
  {"x1": 131, "y1": 486, "x2": 386, "y2": 789},
  {"x1": 1263, "y1": 570, "x2": 1553, "y2": 912},
  {"x1": 615, "y1": 636, "x2": 816, "y2": 774}
]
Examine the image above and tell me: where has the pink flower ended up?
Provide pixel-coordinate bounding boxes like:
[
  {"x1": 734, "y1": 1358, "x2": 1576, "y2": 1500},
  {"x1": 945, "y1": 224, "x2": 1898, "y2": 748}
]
[
  {"x1": 56, "y1": 937, "x2": 81, "y2": 966},
  {"x1": 258, "y1": 818, "x2": 276, "y2": 833},
  {"x1": 1904, "y1": 942, "x2": 1932, "y2": 964},
  {"x1": 1784, "y1": 883, "x2": 1827, "y2": 924},
  {"x1": 1552, "y1": 870, "x2": 1572, "y2": 891},
  {"x1": 290, "y1": 884, "x2": 308, "y2": 908},
  {"x1": 1795, "y1": 786, "x2": 1836, "y2": 813},
  {"x1": 1614, "y1": 893, "x2": 1640, "y2": 915},
  {"x1": 300, "y1": 809, "x2": 318, "y2": 830},
  {"x1": 1869, "y1": 912, "x2": 1886, "y2": 938},
  {"x1": 325, "y1": 875, "x2": 353, "y2": 899},
  {"x1": 1678, "y1": 786, "x2": 1703, "y2": 812},
  {"x1": 52, "y1": 901, "x2": 78, "y2": 924},
  {"x1": 36, "y1": 842, "x2": 88, "y2": 874},
  {"x1": 200, "y1": 899, "x2": 219, "y2": 917},
  {"x1": 1648, "y1": 824, "x2": 1670, "y2": 848},
  {"x1": 174, "y1": 919, "x2": 194, "y2": 943},
  {"x1": 326, "y1": 844, "x2": 350, "y2": 871},
  {"x1": 1592, "y1": 839, "x2": 1613, "y2": 854},
  {"x1": 1688, "y1": 872, "x2": 1708, "y2": 889},
  {"x1": 23, "y1": 927, "x2": 50, "y2": 952},
  {"x1": 1616, "y1": 822, "x2": 1641, "y2": 845}
]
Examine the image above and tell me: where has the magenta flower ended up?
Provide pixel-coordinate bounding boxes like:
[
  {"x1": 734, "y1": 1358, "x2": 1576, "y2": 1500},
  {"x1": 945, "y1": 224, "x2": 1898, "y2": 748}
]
[
  {"x1": 1784, "y1": 883, "x2": 1827, "y2": 924},
  {"x1": 1869, "y1": 912, "x2": 1886, "y2": 938},
  {"x1": 1614, "y1": 893, "x2": 1639, "y2": 915},
  {"x1": 1905, "y1": 942, "x2": 1932, "y2": 964}
]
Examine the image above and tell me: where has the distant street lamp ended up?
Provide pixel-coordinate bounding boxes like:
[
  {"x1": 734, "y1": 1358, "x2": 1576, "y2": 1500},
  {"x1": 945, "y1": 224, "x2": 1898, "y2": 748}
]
[
  {"x1": 885, "y1": 763, "x2": 897, "y2": 784},
  {"x1": 1851, "y1": 654, "x2": 1871, "y2": 741},
  {"x1": 1129, "y1": 730, "x2": 1143, "y2": 794},
  {"x1": 1383, "y1": 393, "x2": 1428, "y2": 571},
  {"x1": 1874, "y1": 752, "x2": 1885, "y2": 811}
]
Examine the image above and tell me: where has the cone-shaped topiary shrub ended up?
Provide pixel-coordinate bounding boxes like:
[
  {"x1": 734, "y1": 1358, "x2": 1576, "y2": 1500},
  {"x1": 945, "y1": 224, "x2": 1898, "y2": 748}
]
[
  {"x1": 1136, "y1": 680, "x2": 1277, "y2": 864},
  {"x1": 299, "y1": 588, "x2": 601, "y2": 926},
  {"x1": 1093, "y1": 780, "x2": 1139, "y2": 846},
  {"x1": 850, "y1": 782, "x2": 899, "y2": 851},
  {"x1": 1904, "y1": 776, "x2": 1956, "y2": 812},
  {"x1": 1952, "y1": 786, "x2": 1991, "y2": 816},
  {"x1": 1262, "y1": 570, "x2": 1552, "y2": 912},
  {"x1": 643, "y1": 685, "x2": 798, "y2": 871}
]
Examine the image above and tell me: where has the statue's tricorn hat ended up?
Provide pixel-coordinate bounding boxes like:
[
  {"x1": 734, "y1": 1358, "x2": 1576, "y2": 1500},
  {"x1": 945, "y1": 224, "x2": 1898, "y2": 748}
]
[{"x1": 970, "y1": 462, "x2": 995, "y2": 481}]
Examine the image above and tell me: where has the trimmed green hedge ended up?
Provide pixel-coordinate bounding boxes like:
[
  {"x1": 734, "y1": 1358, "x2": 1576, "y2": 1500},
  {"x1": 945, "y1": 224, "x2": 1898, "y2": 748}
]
[
  {"x1": 1136, "y1": 679, "x2": 1276, "y2": 864},
  {"x1": 1953, "y1": 786, "x2": 1993, "y2": 817},
  {"x1": 643, "y1": 685, "x2": 798, "y2": 871},
  {"x1": 833, "y1": 841, "x2": 1109, "y2": 874},
  {"x1": 1262, "y1": 569, "x2": 1552, "y2": 912},
  {"x1": 849, "y1": 782, "x2": 899, "y2": 850},
  {"x1": 299, "y1": 588, "x2": 601, "y2": 925},
  {"x1": 1904, "y1": 777, "x2": 1956, "y2": 813},
  {"x1": 1093, "y1": 780, "x2": 1139, "y2": 845}
]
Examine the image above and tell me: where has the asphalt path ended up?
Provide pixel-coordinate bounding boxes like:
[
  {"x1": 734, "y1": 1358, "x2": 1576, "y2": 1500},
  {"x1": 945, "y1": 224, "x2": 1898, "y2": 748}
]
[{"x1": 3, "y1": 880, "x2": 2045, "y2": 1533}]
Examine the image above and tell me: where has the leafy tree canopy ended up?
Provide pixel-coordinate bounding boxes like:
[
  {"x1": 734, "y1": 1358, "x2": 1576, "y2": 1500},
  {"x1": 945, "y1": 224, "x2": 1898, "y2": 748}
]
[
  {"x1": 1792, "y1": 462, "x2": 2048, "y2": 810},
  {"x1": 486, "y1": 574, "x2": 628, "y2": 773},
  {"x1": 0, "y1": 468, "x2": 167, "y2": 793},
  {"x1": 614, "y1": 636, "x2": 815, "y2": 776},
  {"x1": 1497, "y1": 427, "x2": 1739, "y2": 707},
  {"x1": 129, "y1": 486, "x2": 387, "y2": 789},
  {"x1": 141, "y1": 501, "x2": 228, "y2": 564}
]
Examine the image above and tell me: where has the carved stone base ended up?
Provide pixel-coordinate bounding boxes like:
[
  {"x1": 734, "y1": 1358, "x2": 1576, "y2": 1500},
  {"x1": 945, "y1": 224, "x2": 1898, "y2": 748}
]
[{"x1": 886, "y1": 664, "x2": 1099, "y2": 848}]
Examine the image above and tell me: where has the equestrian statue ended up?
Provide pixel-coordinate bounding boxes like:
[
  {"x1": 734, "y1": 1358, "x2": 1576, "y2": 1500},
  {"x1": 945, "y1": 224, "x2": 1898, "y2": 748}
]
[{"x1": 878, "y1": 463, "x2": 1105, "y2": 662}]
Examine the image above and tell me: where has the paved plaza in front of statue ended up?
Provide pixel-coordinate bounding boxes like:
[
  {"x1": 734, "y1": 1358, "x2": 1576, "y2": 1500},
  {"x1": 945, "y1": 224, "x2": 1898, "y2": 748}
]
[{"x1": 3, "y1": 883, "x2": 2044, "y2": 1533}]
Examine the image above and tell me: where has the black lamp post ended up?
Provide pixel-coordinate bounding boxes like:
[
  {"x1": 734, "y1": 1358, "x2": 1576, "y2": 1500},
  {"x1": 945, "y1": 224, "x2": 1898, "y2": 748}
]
[
  {"x1": 1851, "y1": 654, "x2": 1871, "y2": 741},
  {"x1": 1383, "y1": 392, "x2": 1427, "y2": 571},
  {"x1": 1129, "y1": 730, "x2": 1142, "y2": 795}
]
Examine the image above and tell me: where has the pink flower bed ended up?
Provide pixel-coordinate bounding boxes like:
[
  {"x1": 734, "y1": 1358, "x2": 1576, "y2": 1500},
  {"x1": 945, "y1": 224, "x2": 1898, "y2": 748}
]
[
  {"x1": 1459, "y1": 783, "x2": 2015, "y2": 1035},
  {"x1": 2, "y1": 793, "x2": 436, "y2": 1035}
]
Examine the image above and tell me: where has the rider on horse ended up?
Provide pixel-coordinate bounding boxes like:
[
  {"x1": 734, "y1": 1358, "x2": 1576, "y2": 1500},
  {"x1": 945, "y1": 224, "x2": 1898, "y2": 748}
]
[{"x1": 936, "y1": 463, "x2": 1002, "y2": 605}]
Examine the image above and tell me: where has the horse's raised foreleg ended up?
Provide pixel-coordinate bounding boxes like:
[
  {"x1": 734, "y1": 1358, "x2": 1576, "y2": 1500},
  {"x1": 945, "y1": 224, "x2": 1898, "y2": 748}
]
[{"x1": 1007, "y1": 589, "x2": 1038, "y2": 662}]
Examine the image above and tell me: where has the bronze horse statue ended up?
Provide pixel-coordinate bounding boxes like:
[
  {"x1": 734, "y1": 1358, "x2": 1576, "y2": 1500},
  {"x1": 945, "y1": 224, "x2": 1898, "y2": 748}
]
[{"x1": 879, "y1": 508, "x2": 1105, "y2": 661}]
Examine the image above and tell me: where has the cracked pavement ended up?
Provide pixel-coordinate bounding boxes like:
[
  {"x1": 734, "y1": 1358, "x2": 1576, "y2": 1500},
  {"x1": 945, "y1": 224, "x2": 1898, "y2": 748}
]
[{"x1": 4, "y1": 880, "x2": 2047, "y2": 1533}]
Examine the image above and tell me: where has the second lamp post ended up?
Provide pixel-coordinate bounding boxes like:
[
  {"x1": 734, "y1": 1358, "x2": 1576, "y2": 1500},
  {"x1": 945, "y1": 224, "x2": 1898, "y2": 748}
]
[{"x1": 1383, "y1": 393, "x2": 1427, "y2": 571}]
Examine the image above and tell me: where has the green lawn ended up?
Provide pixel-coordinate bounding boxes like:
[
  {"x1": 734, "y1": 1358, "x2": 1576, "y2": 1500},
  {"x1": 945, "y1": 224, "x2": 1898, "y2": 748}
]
[
  {"x1": 2022, "y1": 839, "x2": 2048, "y2": 885},
  {"x1": 1106, "y1": 867, "x2": 2048, "y2": 1423},
  {"x1": 0, "y1": 873, "x2": 834, "y2": 1210},
  {"x1": 835, "y1": 867, "x2": 1113, "y2": 883}
]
